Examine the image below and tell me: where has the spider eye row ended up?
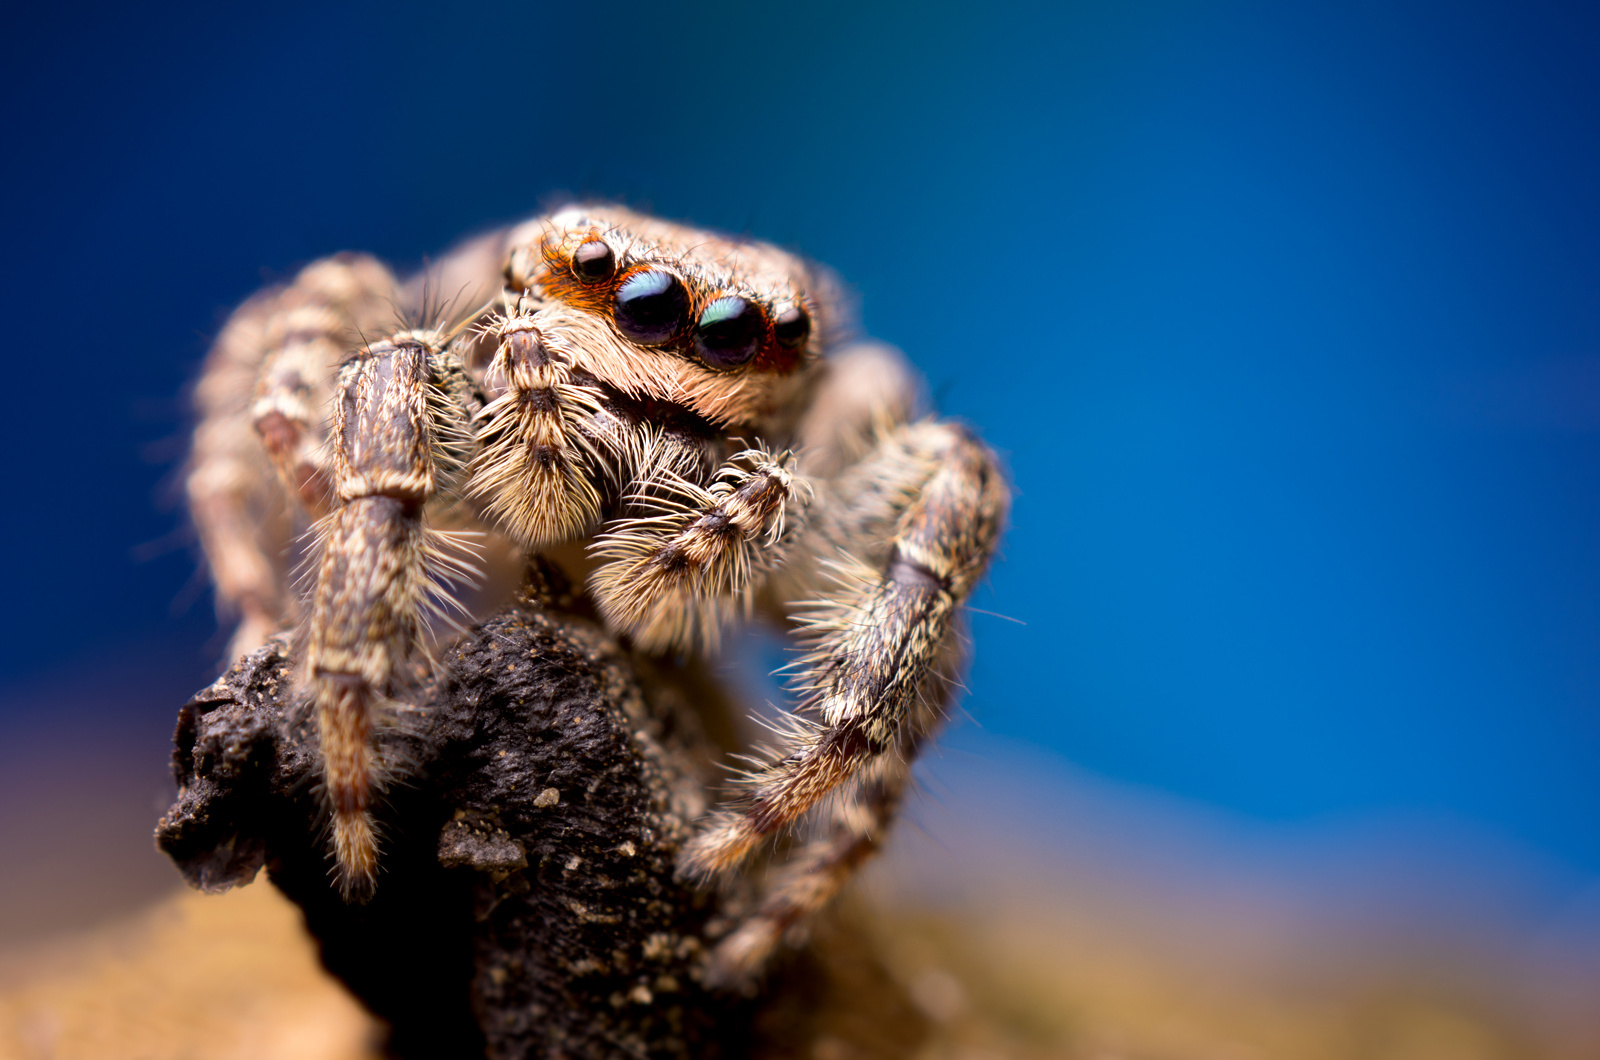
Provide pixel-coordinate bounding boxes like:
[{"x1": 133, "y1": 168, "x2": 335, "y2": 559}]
[{"x1": 569, "y1": 237, "x2": 811, "y2": 368}]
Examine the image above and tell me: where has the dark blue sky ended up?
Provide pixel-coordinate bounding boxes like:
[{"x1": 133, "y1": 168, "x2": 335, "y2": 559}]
[{"x1": 2, "y1": 0, "x2": 1597, "y2": 872}]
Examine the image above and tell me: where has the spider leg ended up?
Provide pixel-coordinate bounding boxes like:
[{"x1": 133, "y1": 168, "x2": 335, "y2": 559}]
[
  {"x1": 588, "y1": 445, "x2": 806, "y2": 652},
  {"x1": 680, "y1": 419, "x2": 1007, "y2": 876},
  {"x1": 307, "y1": 332, "x2": 479, "y2": 898},
  {"x1": 252, "y1": 257, "x2": 397, "y2": 517},
  {"x1": 188, "y1": 254, "x2": 398, "y2": 658},
  {"x1": 466, "y1": 291, "x2": 608, "y2": 547},
  {"x1": 705, "y1": 748, "x2": 917, "y2": 986}
]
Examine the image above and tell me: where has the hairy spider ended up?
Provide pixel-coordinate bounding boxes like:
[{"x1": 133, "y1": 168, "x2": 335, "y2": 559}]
[{"x1": 186, "y1": 206, "x2": 1008, "y2": 983}]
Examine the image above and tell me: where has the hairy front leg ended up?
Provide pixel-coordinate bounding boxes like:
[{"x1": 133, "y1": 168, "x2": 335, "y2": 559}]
[
  {"x1": 681, "y1": 421, "x2": 1008, "y2": 877},
  {"x1": 589, "y1": 444, "x2": 806, "y2": 652},
  {"x1": 467, "y1": 290, "x2": 607, "y2": 546},
  {"x1": 308, "y1": 332, "x2": 478, "y2": 897}
]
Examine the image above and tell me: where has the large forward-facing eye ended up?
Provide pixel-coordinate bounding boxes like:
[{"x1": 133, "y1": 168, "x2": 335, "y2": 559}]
[
  {"x1": 694, "y1": 296, "x2": 764, "y2": 368},
  {"x1": 571, "y1": 239, "x2": 615, "y2": 283},
  {"x1": 773, "y1": 304, "x2": 812, "y2": 350},
  {"x1": 613, "y1": 269, "x2": 689, "y2": 345}
]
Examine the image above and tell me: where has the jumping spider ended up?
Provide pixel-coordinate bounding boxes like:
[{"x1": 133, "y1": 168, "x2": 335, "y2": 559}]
[{"x1": 186, "y1": 206, "x2": 1008, "y2": 983}]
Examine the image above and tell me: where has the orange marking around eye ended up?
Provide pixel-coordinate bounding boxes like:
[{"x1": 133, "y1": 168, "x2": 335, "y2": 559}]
[
  {"x1": 538, "y1": 230, "x2": 619, "y2": 316},
  {"x1": 536, "y1": 228, "x2": 810, "y2": 378}
]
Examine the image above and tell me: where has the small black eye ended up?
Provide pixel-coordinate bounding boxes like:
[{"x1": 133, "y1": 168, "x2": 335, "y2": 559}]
[
  {"x1": 773, "y1": 304, "x2": 811, "y2": 350},
  {"x1": 694, "y1": 296, "x2": 764, "y2": 368},
  {"x1": 613, "y1": 269, "x2": 690, "y2": 345},
  {"x1": 571, "y1": 240, "x2": 615, "y2": 283}
]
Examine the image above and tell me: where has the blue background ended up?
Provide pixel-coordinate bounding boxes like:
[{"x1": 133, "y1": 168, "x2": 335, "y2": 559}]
[{"x1": 1, "y1": 0, "x2": 1596, "y2": 896}]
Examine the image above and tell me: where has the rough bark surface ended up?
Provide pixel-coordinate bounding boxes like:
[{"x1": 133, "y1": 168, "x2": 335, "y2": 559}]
[{"x1": 155, "y1": 563, "x2": 926, "y2": 1059}]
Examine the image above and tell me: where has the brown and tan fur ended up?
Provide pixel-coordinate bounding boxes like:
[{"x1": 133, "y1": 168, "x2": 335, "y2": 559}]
[{"x1": 186, "y1": 205, "x2": 1009, "y2": 984}]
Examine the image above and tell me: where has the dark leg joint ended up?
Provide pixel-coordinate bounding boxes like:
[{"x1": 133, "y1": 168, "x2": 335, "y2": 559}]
[
  {"x1": 824, "y1": 718, "x2": 885, "y2": 760},
  {"x1": 884, "y1": 547, "x2": 950, "y2": 594},
  {"x1": 506, "y1": 328, "x2": 551, "y2": 370}
]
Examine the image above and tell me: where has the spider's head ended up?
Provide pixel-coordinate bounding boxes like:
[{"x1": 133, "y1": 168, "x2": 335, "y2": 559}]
[{"x1": 501, "y1": 205, "x2": 829, "y2": 429}]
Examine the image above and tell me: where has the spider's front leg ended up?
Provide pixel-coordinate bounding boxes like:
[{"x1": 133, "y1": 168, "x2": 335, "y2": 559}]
[
  {"x1": 682, "y1": 418, "x2": 1008, "y2": 877},
  {"x1": 588, "y1": 445, "x2": 806, "y2": 652},
  {"x1": 307, "y1": 331, "x2": 478, "y2": 897},
  {"x1": 467, "y1": 291, "x2": 606, "y2": 545}
]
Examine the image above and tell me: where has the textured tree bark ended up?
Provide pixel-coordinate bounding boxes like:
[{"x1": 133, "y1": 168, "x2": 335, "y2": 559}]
[{"x1": 155, "y1": 562, "x2": 926, "y2": 1059}]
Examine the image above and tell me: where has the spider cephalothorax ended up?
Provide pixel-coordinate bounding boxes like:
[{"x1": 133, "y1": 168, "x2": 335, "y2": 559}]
[{"x1": 187, "y1": 204, "x2": 1008, "y2": 983}]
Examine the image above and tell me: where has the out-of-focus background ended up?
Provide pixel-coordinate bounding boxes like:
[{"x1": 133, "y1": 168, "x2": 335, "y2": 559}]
[{"x1": 2, "y1": 0, "x2": 1598, "y2": 1056}]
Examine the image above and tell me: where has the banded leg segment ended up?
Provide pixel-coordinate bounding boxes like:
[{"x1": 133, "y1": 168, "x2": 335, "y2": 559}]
[
  {"x1": 308, "y1": 334, "x2": 477, "y2": 896},
  {"x1": 589, "y1": 448, "x2": 805, "y2": 652},
  {"x1": 188, "y1": 254, "x2": 397, "y2": 658},
  {"x1": 681, "y1": 421, "x2": 1007, "y2": 877},
  {"x1": 252, "y1": 255, "x2": 399, "y2": 517}
]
